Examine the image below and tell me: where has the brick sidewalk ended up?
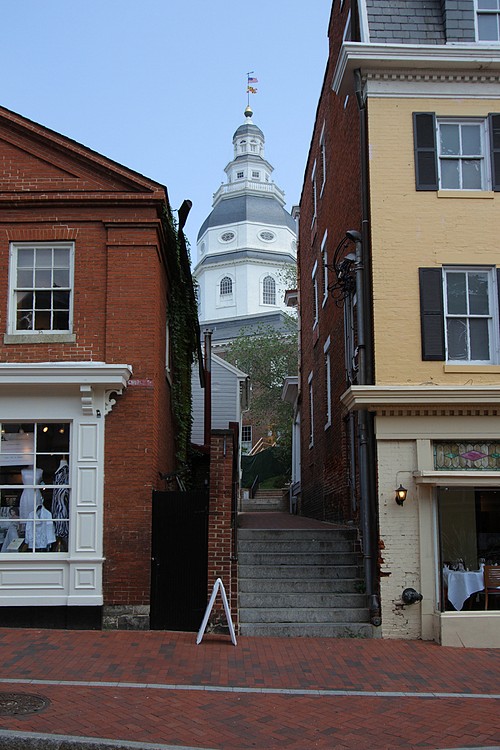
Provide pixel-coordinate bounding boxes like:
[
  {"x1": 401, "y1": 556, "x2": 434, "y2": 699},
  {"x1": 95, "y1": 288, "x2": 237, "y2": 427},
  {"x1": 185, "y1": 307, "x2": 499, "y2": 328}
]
[{"x1": 0, "y1": 628, "x2": 497, "y2": 749}]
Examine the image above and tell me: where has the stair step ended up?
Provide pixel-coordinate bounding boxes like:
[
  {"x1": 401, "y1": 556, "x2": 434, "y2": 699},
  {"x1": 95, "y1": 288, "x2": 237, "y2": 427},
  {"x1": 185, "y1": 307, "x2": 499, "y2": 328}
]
[
  {"x1": 238, "y1": 578, "x2": 364, "y2": 594},
  {"x1": 239, "y1": 607, "x2": 370, "y2": 624},
  {"x1": 238, "y1": 564, "x2": 361, "y2": 579},
  {"x1": 238, "y1": 539, "x2": 356, "y2": 553},
  {"x1": 239, "y1": 592, "x2": 366, "y2": 608},
  {"x1": 238, "y1": 528, "x2": 357, "y2": 541},
  {"x1": 239, "y1": 622, "x2": 374, "y2": 638},
  {"x1": 238, "y1": 552, "x2": 360, "y2": 566}
]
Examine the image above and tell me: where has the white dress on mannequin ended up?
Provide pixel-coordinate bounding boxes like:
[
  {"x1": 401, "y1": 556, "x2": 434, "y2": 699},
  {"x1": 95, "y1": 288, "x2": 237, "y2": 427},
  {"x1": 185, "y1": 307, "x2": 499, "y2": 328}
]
[{"x1": 19, "y1": 467, "x2": 43, "y2": 520}]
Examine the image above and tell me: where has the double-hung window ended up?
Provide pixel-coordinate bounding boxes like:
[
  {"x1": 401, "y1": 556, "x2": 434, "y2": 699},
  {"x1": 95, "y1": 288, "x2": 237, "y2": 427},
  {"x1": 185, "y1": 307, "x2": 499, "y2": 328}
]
[
  {"x1": 444, "y1": 268, "x2": 496, "y2": 362},
  {"x1": 419, "y1": 266, "x2": 500, "y2": 363},
  {"x1": 413, "y1": 113, "x2": 500, "y2": 191},
  {"x1": 438, "y1": 120, "x2": 488, "y2": 190},
  {"x1": 9, "y1": 243, "x2": 73, "y2": 335},
  {"x1": 476, "y1": 0, "x2": 500, "y2": 42}
]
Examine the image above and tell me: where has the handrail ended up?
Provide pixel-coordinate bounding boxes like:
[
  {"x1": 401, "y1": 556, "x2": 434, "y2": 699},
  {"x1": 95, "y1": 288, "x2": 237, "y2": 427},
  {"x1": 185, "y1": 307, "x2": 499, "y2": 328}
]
[{"x1": 250, "y1": 474, "x2": 259, "y2": 499}]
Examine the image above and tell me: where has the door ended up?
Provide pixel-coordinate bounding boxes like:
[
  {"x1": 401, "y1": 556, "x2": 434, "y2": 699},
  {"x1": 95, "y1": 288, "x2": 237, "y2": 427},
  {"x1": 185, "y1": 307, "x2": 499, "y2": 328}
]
[{"x1": 150, "y1": 489, "x2": 209, "y2": 631}]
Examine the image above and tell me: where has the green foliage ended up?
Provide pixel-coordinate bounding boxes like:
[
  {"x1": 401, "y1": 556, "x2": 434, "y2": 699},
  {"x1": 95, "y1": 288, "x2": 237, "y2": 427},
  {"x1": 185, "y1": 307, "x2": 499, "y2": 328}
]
[
  {"x1": 161, "y1": 204, "x2": 199, "y2": 472},
  {"x1": 225, "y1": 315, "x2": 298, "y2": 454}
]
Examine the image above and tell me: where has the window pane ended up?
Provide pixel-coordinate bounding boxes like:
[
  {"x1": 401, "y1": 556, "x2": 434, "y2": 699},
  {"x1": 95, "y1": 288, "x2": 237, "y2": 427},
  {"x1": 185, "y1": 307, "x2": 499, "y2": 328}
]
[
  {"x1": 478, "y1": 0, "x2": 499, "y2": 9},
  {"x1": 35, "y1": 248, "x2": 52, "y2": 268},
  {"x1": 17, "y1": 249, "x2": 33, "y2": 268},
  {"x1": 440, "y1": 124, "x2": 460, "y2": 155},
  {"x1": 53, "y1": 291, "x2": 70, "y2": 310},
  {"x1": 468, "y1": 272, "x2": 489, "y2": 315},
  {"x1": 35, "y1": 291, "x2": 51, "y2": 309},
  {"x1": 446, "y1": 273, "x2": 467, "y2": 314},
  {"x1": 470, "y1": 318, "x2": 490, "y2": 360},
  {"x1": 461, "y1": 125, "x2": 481, "y2": 156},
  {"x1": 53, "y1": 248, "x2": 70, "y2": 268},
  {"x1": 53, "y1": 310, "x2": 69, "y2": 330},
  {"x1": 447, "y1": 318, "x2": 468, "y2": 359},
  {"x1": 17, "y1": 291, "x2": 33, "y2": 311},
  {"x1": 478, "y1": 14, "x2": 499, "y2": 40},
  {"x1": 17, "y1": 269, "x2": 33, "y2": 287},
  {"x1": 462, "y1": 160, "x2": 482, "y2": 189},
  {"x1": 53, "y1": 270, "x2": 70, "y2": 288},
  {"x1": 34, "y1": 310, "x2": 51, "y2": 330},
  {"x1": 441, "y1": 160, "x2": 460, "y2": 189},
  {"x1": 17, "y1": 309, "x2": 33, "y2": 330},
  {"x1": 35, "y1": 269, "x2": 52, "y2": 288}
]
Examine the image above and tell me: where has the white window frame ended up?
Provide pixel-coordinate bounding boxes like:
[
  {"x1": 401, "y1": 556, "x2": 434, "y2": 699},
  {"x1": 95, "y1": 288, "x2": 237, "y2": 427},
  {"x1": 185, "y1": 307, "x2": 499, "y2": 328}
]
[
  {"x1": 308, "y1": 372, "x2": 314, "y2": 448},
  {"x1": 241, "y1": 425, "x2": 252, "y2": 453},
  {"x1": 319, "y1": 122, "x2": 326, "y2": 197},
  {"x1": 312, "y1": 260, "x2": 319, "y2": 329},
  {"x1": 324, "y1": 336, "x2": 332, "y2": 430},
  {"x1": 437, "y1": 118, "x2": 490, "y2": 191},
  {"x1": 220, "y1": 276, "x2": 233, "y2": 296},
  {"x1": 236, "y1": 171, "x2": 244, "y2": 179},
  {"x1": 443, "y1": 266, "x2": 499, "y2": 364},
  {"x1": 0, "y1": 421, "x2": 71, "y2": 556},
  {"x1": 321, "y1": 231, "x2": 328, "y2": 306},
  {"x1": 218, "y1": 275, "x2": 235, "y2": 308},
  {"x1": 475, "y1": 0, "x2": 500, "y2": 42},
  {"x1": 8, "y1": 242, "x2": 75, "y2": 337},
  {"x1": 311, "y1": 160, "x2": 317, "y2": 229},
  {"x1": 262, "y1": 275, "x2": 276, "y2": 306}
]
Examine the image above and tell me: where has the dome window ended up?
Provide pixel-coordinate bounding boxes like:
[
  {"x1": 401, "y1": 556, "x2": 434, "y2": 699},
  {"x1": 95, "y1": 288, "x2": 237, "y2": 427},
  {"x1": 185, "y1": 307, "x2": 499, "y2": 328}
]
[
  {"x1": 236, "y1": 171, "x2": 244, "y2": 179},
  {"x1": 220, "y1": 276, "x2": 233, "y2": 296},
  {"x1": 259, "y1": 231, "x2": 275, "y2": 242},
  {"x1": 220, "y1": 231, "x2": 235, "y2": 243},
  {"x1": 252, "y1": 171, "x2": 260, "y2": 179},
  {"x1": 262, "y1": 275, "x2": 276, "y2": 305}
]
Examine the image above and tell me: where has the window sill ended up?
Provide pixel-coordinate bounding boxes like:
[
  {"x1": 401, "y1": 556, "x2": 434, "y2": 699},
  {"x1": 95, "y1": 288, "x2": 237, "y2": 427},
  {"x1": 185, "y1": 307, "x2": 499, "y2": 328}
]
[
  {"x1": 4, "y1": 333, "x2": 76, "y2": 345},
  {"x1": 437, "y1": 190, "x2": 494, "y2": 199},
  {"x1": 444, "y1": 364, "x2": 500, "y2": 373}
]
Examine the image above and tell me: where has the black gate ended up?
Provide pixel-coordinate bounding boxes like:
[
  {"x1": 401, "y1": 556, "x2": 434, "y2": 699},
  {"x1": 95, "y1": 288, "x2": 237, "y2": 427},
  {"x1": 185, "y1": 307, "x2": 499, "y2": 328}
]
[{"x1": 150, "y1": 489, "x2": 209, "y2": 631}]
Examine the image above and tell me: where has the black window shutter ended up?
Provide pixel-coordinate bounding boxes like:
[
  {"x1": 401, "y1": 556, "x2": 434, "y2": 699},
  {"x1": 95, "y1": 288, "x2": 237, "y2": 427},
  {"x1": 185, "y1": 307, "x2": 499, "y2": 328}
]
[
  {"x1": 419, "y1": 268, "x2": 445, "y2": 360},
  {"x1": 489, "y1": 114, "x2": 500, "y2": 191},
  {"x1": 413, "y1": 113, "x2": 438, "y2": 190}
]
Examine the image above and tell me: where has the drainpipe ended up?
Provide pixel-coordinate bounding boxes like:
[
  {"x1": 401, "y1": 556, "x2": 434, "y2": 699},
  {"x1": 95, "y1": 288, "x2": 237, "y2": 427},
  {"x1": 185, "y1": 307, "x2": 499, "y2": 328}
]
[
  {"x1": 203, "y1": 329, "x2": 213, "y2": 449},
  {"x1": 353, "y1": 68, "x2": 380, "y2": 626}
]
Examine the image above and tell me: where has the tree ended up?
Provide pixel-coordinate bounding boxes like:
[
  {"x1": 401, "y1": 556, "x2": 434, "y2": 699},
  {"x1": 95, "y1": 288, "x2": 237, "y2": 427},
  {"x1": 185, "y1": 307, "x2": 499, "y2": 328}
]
[{"x1": 225, "y1": 314, "x2": 298, "y2": 455}]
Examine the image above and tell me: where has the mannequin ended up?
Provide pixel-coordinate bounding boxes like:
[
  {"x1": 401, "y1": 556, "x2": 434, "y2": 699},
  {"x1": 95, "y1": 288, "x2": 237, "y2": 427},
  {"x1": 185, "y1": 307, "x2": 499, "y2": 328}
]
[
  {"x1": 25, "y1": 503, "x2": 56, "y2": 551},
  {"x1": 19, "y1": 465, "x2": 44, "y2": 520},
  {"x1": 52, "y1": 458, "x2": 69, "y2": 541}
]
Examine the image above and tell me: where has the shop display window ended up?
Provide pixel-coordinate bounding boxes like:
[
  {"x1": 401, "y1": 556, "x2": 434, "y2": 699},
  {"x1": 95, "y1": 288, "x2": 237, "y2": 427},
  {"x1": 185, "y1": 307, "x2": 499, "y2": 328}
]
[
  {"x1": 438, "y1": 487, "x2": 500, "y2": 611},
  {"x1": 0, "y1": 422, "x2": 70, "y2": 553}
]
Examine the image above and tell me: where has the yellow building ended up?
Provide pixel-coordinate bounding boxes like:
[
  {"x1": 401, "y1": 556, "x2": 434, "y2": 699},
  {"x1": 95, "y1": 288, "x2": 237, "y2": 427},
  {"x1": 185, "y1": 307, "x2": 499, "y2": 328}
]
[{"x1": 301, "y1": 1, "x2": 500, "y2": 647}]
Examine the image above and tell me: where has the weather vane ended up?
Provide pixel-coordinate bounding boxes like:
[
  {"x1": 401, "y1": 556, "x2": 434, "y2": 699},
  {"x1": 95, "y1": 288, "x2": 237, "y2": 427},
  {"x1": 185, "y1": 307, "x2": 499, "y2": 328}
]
[{"x1": 246, "y1": 71, "x2": 258, "y2": 106}]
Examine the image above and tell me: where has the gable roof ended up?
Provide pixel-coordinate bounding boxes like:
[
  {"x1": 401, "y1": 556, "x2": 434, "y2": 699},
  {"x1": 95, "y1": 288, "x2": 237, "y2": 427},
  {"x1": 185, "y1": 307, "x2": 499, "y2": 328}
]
[{"x1": 0, "y1": 105, "x2": 166, "y2": 202}]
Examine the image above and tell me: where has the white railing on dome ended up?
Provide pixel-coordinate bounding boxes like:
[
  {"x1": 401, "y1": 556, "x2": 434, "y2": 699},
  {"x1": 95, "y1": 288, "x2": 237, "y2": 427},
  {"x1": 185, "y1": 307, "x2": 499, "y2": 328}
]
[{"x1": 212, "y1": 180, "x2": 286, "y2": 203}]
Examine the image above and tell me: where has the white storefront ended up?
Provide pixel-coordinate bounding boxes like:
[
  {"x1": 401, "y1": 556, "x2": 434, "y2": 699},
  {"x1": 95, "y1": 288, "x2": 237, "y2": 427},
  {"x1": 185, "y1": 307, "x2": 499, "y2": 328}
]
[{"x1": 0, "y1": 362, "x2": 130, "y2": 608}]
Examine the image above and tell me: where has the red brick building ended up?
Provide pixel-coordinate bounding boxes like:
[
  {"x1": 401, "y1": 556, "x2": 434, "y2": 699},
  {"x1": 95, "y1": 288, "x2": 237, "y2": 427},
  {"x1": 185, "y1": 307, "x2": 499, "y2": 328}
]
[{"x1": 0, "y1": 106, "x2": 197, "y2": 629}]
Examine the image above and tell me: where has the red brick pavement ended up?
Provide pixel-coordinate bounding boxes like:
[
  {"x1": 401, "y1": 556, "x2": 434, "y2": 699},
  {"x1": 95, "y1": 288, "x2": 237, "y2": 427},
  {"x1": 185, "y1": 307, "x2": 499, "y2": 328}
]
[{"x1": 0, "y1": 629, "x2": 497, "y2": 749}]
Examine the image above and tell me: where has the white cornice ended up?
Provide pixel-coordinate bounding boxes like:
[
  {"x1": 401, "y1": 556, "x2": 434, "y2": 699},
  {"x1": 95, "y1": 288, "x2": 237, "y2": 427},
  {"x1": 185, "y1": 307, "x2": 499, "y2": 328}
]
[
  {"x1": 0, "y1": 362, "x2": 132, "y2": 387},
  {"x1": 341, "y1": 385, "x2": 500, "y2": 411},
  {"x1": 332, "y1": 42, "x2": 500, "y2": 95},
  {"x1": 414, "y1": 470, "x2": 500, "y2": 486}
]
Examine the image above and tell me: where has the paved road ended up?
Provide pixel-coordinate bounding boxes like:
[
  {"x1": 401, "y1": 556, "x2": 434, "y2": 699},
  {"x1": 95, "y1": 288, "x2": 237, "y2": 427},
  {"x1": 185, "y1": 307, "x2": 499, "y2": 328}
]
[{"x1": 0, "y1": 628, "x2": 497, "y2": 749}]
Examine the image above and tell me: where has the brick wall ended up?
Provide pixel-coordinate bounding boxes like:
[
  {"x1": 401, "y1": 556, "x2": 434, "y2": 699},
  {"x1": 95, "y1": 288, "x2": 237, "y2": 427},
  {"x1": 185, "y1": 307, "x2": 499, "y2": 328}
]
[
  {"x1": 298, "y1": 0, "x2": 362, "y2": 523},
  {"x1": 207, "y1": 429, "x2": 238, "y2": 631}
]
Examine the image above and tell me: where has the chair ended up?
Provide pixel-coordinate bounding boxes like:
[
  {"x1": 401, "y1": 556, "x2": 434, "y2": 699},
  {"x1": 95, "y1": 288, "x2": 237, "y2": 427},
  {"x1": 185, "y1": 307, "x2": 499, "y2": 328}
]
[{"x1": 484, "y1": 566, "x2": 500, "y2": 610}]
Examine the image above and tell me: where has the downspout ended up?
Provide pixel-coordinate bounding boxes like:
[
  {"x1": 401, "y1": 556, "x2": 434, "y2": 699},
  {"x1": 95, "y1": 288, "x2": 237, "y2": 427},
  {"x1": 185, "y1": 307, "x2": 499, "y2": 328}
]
[
  {"x1": 354, "y1": 68, "x2": 380, "y2": 625},
  {"x1": 203, "y1": 329, "x2": 213, "y2": 449}
]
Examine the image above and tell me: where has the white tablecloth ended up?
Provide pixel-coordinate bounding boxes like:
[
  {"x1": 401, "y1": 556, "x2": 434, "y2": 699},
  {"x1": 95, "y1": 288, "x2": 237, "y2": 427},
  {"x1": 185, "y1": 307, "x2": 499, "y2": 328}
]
[{"x1": 443, "y1": 567, "x2": 485, "y2": 611}]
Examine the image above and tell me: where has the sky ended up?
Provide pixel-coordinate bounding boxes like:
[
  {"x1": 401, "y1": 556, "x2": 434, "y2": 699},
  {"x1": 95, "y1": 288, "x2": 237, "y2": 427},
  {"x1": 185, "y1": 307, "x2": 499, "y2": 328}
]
[{"x1": 0, "y1": 1, "x2": 331, "y2": 258}]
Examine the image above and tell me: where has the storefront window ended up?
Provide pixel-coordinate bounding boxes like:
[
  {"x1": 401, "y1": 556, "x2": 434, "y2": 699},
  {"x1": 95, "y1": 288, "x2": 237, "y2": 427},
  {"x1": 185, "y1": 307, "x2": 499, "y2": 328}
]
[
  {"x1": 438, "y1": 487, "x2": 500, "y2": 611},
  {"x1": 0, "y1": 422, "x2": 70, "y2": 553}
]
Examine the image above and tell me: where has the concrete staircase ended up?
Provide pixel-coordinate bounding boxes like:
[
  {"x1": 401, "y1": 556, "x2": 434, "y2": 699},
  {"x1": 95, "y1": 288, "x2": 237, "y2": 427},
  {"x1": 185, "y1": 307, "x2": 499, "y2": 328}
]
[
  {"x1": 240, "y1": 488, "x2": 288, "y2": 513},
  {"x1": 238, "y1": 526, "x2": 372, "y2": 637}
]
